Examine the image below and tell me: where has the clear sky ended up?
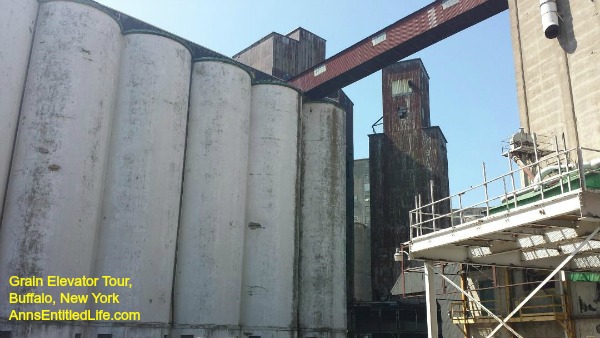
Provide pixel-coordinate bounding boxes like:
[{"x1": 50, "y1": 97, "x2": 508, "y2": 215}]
[{"x1": 94, "y1": 0, "x2": 520, "y2": 201}]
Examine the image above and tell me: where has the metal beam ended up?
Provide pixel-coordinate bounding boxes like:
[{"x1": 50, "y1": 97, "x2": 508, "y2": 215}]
[
  {"x1": 424, "y1": 262, "x2": 523, "y2": 338},
  {"x1": 485, "y1": 225, "x2": 600, "y2": 338},
  {"x1": 424, "y1": 262, "x2": 438, "y2": 338},
  {"x1": 288, "y1": 0, "x2": 508, "y2": 98},
  {"x1": 411, "y1": 191, "x2": 583, "y2": 253}
]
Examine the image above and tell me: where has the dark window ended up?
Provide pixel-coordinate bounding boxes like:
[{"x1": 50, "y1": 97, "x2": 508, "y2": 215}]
[
  {"x1": 397, "y1": 107, "x2": 408, "y2": 119},
  {"x1": 249, "y1": 336, "x2": 261, "y2": 338},
  {"x1": 181, "y1": 335, "x2": 194, "y2": 338},
  {"x1": 0, "y1": 331, "x2": 11, "y2": 338},
  {"x1": 98, "y1": 335, "x2": 112, "y2": 338},
  {"x1": 75, "y1": 334, "x2": 82, "y2": 338}
]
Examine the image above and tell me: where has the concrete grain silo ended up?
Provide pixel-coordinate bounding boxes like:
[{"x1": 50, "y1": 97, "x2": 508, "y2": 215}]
[
  {"x1": 299, "y1": 102, "x2": 347, "y2": 338},
  {"x1": 240, "y1": 83, "x2": 301, "y2": 338},
  {"x1": 0, "y1": 1, "x2": 349, "y2": 337},
  {"x1": 173, "y1": 60, "x2": 252, "y2": 337},
  {"x1": 0, "y1": 0, "x2": 39, "y2": 215},
  {"x1": 91, "y1": 33, "x2": 191, "y2": 336},
  {"x1": 0, "y1": 3, "x2": 122, "y2": 336}
]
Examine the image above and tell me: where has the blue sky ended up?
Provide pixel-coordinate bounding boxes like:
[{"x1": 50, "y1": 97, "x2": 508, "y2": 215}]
[{"x1": 95, "y1": 0, "x2": 520, "y2": 200}]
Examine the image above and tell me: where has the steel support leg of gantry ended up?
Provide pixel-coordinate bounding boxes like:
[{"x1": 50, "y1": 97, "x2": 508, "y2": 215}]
[
  {"x1": 424, "y1": 262, "x2": 438, "y2": 338},
  {"x1": 485, "y1": 224, "x2": 600, "y2": 338},
  {"x1": 423, "y1": 262, "x2": 524, "y2": 338}
]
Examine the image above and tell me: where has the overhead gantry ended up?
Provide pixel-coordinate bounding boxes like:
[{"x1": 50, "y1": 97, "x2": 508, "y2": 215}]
[{"x1": 288, "y1": 0, "x2": 508, "y2": 98}]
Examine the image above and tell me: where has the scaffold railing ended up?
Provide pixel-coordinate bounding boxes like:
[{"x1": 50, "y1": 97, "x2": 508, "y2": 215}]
[{"x1": 410, "y1": 146, "x2": 600, "y2": 241}]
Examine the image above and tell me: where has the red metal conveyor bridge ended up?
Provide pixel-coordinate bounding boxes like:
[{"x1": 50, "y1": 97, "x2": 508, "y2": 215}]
[{"x1": 288, "y1": 0, "x2": 508, "y2": 98}]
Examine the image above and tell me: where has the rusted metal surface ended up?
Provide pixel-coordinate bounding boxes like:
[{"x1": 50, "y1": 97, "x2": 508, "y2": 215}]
[
  {"x1": 369, "y1": 60, "x2": 450, "y2": 301},
  {"x1": 289, "y1": 0, "x2": 508, "y2": 98}
]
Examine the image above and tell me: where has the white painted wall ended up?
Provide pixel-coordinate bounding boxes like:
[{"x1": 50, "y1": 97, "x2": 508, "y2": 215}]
[
  {"x1": 0, "y1": 0, "x2": 122, "y2": 314},
  {"x1": 91, "y1": 33, "x2": 191, "y2": 323},
  {"x1": 0, "y1": 0, "x2": 38, "y2": 219}
]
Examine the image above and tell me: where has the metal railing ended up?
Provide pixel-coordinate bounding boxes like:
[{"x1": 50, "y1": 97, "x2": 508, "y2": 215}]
[
  {"x1": 514, "y1": 294, "x2": 565, "y2": 316},
  {"x1": 450, "y1": 294, "x2": 565, "y2": 321},
  {"x1": 410, "y1": 146, "x2": 600, "y2": 241}
]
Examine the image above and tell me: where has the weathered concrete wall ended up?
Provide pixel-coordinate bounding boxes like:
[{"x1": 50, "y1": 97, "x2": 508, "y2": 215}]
[
  {"x1": 234, "y1": 36, "x2": 274, "y2": 75},
  {"x1": 92, "y1": 33, "x2": 191, "y2": 324},
  {"x1": 0, "y1": 0, "x2": 39, "y2": 220},
  {"x1": 299, "y1": 102, "x2": 347, "y2": 338},
  {"x1": 353, "y1": 222, "x2": 372, "y2": 302},
  {"x1": 0, "y1": 0, "x2": 122, "y2": 320},
  {"x1": 173, "y1": 60, "x2": 252, "y2": 331},
  {"x1": 0, "y1": 2, "x2": 350, "y2": 337},
  {"x1": 508, "y1": 0, "x2": 600, "y2": 150},
  {"x1": 240, "y1": 83, "x2": 300, "y2": 338},
  {"x1": 353, "y1": 159, "x2": 370, "y2": 226}
]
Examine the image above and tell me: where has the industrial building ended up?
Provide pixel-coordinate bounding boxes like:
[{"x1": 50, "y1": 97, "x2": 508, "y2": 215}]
[
  {"x1": 1, "y1": 0, "x2": 599, "y2": 337},
  {"x1": 370, "y1": 59, "x2": 450, "y2": 302},
  {"x1": 0, "y1": 2, "x2": 347, "y2": 337}
]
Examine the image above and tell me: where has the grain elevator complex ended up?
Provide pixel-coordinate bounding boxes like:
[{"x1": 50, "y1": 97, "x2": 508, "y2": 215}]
[{"x1": 1, "y1": 1, "x2": 600, "y2": 338}]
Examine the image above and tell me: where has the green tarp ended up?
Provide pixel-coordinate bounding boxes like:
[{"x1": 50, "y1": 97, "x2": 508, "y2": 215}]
[{"x1": 569, "y1": 272, "x2": 600, "y2": 282}]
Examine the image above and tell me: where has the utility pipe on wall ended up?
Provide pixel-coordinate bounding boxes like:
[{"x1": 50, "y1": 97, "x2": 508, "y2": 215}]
[{"x1": 540, "y1": 0, "x2": 559, "y2": 39}]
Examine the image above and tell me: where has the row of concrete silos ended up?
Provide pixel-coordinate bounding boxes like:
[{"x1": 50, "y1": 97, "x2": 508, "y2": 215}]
[{"x1": 0, "y1": 1, "x2": 346, "y2": 337}]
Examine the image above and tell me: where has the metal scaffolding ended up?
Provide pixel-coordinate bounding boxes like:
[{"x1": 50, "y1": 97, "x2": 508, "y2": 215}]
[{"x1": 407, "y1": 142, "x2": 600, "y2": 337}]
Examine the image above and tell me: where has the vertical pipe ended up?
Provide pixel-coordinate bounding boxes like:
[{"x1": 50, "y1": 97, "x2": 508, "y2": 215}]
[
  {"x1": 92, "y1": 34, "x2": 191, "y2": 326},
  {"x1": 240, "y1": 83, "x2": 300, "y2": 338},
  {"x1": 0, "y1": 0, "x2": 122, "y2": 319},
  {"x1": 174, "y1": 60, "x2": 251, "y2": 336},
  {"x1": 0, "y1": 0, "x2": 39, "y2": 223}
]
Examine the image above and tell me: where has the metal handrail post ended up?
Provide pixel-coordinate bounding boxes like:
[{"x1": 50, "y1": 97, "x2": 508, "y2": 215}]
[
  {"x1": 430, "y1": 180, "x2": 436, "y2": 231},
  {"x1": 483, "y1": 162, "x2": 490, "y2": 215},
  {"x1": 577, "y1": 147, "x2": 587, "y2": 191}
]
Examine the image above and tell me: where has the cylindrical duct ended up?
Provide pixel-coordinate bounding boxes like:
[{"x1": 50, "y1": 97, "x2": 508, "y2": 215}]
[
  {"x1": 0, "y1": 0, "x2": 122, "y2": 316},
  {"x1": 0, "y1": 0, "x2": 39, "y2": 220},
  {"x1": 174, "y1": 60, "x2": 251, "y2": 334},
  {"x1": 91, "y1": 34, "x2": 191, "y2": 325},
  {"x1": 299, "y1": 102, "x2": 347, "y2": 338},
  {"x1": 240, "y1": 83, "x2": 300, "y2": 338},
  {"x1": 540, "y1": 0, "x2": 559, "y2": 39}
]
